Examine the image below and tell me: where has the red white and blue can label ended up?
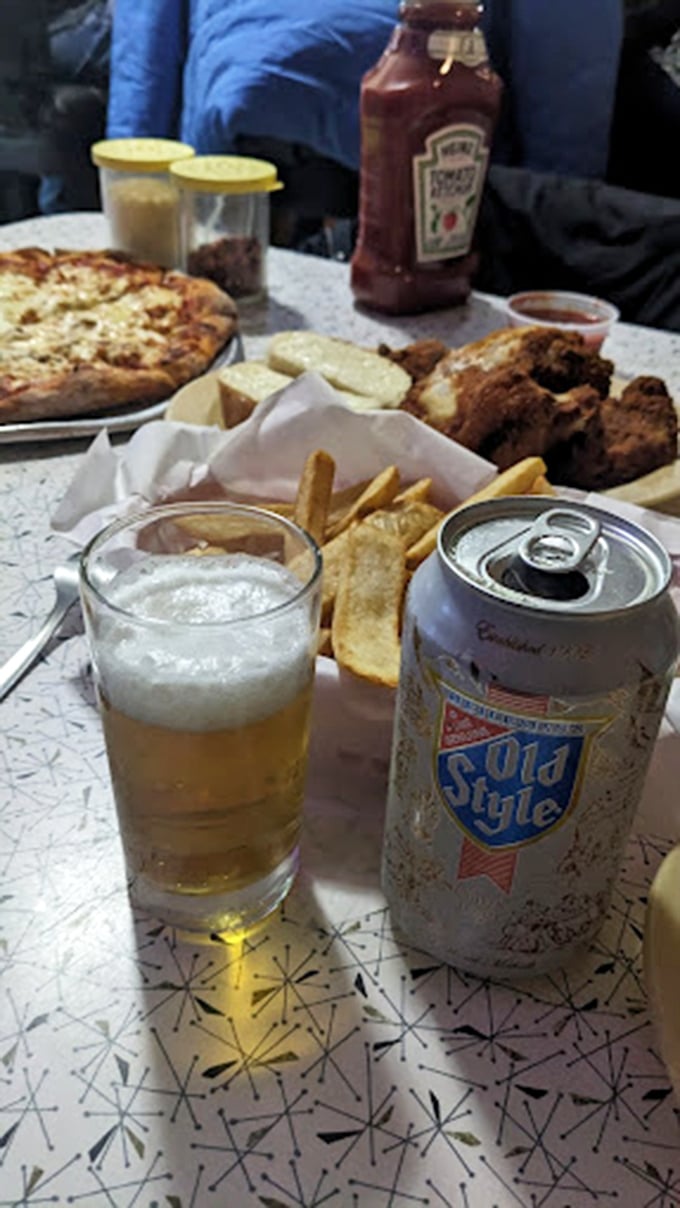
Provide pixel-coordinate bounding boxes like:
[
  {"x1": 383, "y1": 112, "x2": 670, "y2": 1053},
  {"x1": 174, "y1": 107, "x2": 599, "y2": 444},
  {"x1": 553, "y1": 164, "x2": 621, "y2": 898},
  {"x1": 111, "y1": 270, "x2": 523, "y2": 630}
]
[
  {"x1": 434, "y1": 682, "x2": 607, "y2": 896},
  {"x1": 383, "y1": 633, "x2": 672, "y2": 977}
]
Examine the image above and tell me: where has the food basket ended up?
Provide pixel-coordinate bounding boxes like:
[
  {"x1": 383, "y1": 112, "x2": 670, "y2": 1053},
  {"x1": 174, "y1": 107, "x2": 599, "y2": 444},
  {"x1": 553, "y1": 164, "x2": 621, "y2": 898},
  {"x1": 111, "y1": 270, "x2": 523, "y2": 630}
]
[{"x1": 52, "y1": 372, "x2": 680, "y2": 802}]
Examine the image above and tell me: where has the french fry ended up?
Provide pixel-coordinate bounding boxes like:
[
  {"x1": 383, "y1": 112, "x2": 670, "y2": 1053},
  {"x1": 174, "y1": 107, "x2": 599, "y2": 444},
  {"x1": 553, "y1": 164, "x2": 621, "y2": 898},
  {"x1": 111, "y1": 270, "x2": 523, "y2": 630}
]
[
  {"x1": 319, "y1": 526, "x2": 355, "y2": 622},
  {"x1": 326, "y1": 478, "x2": 373, "y2": 529},
  {"x1": 324, "y1": 465, "x2": 401, "y2": 540},
  {"x1": 406, "y1": 524, "x2": 440, "y2": 570},
  {"x1": 365, "y1": 499, "x2": 444, "y2": 548},
  {"x1": 332, "y1": 526, "x2": 405, "y2": 689},
  {"x1": 324, "y1": 473, "x2": 428, "y2": 531},
  {"x1": 293, "y1": 449, "x2": 336, "y2": 544},
  {"x1": 394, "y1": 477, "x2": 433, "y2": 504},
  {"x1": 254, "y1": 500, "x2": 296, "y2": 518},
  {"x1": 463, "y1": 456, "x2": 549, "y2": 504},
  {"x1": 527, "y1": 473, "x2": 556, "y2": 496},
  {"x1": 163, "y1": 514, "x2": 285, "y2": 557}
]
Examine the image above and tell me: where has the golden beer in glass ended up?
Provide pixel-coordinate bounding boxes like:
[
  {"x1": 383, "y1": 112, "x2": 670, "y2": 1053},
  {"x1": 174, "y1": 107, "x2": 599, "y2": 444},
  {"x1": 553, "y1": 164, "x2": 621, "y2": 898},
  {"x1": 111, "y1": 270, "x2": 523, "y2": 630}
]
[{"x1": 80, "y1": 502, "x2": 322, "y2": 933}]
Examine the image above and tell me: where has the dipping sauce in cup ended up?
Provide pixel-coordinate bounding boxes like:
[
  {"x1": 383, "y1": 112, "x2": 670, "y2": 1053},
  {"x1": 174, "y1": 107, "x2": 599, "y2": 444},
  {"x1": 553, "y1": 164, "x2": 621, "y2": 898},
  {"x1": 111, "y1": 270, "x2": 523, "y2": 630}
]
[{"x1": 506, "y1": 290, "x2": 620, "y2": 351}]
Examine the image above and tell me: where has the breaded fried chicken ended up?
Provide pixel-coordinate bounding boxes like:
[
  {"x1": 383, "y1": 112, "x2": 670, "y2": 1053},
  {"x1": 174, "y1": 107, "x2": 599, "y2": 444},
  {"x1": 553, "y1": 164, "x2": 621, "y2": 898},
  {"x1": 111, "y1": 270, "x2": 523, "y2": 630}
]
[
  {"x1": 378, "y1": 338, "x2": 449, "y2": 382},
  {"x1": 546, "y1": 376, "x2": 678, "y2": 490},
  {"x1": 550, "y1": 385, "x2": 602, "y2": 446},
  {"x1": 406, "y1": 365, "x2": 558, "y2": 469},
  {"x1": 391, "y1": 326, "x2": 675, "y2": 491},
  {"x1": 518, "y1": 330, "x2": 614, "y2": 397}
]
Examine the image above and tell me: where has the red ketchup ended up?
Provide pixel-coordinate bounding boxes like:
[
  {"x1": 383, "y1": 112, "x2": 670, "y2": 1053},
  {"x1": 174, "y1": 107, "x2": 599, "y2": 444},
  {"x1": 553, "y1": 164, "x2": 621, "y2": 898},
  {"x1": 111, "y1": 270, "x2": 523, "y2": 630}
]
[
  {"x1": 351, "y1": 0, "x2": 502, "y2": 315},
  {"x1": 517, "y1": 306, "x2": 603, "y2": 326}
]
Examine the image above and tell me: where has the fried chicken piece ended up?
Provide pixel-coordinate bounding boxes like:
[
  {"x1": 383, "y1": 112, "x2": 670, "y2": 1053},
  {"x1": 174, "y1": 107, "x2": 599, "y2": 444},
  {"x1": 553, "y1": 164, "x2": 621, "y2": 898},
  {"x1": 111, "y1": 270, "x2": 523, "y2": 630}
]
[
  {"x1": 378, "y1": 338, "x2": 449, "y2": 383},
  {"x1": 412, "y1": 365, "x2": 557, "y2": 470},
  {"x1": 518, "y1": 329, "x2": 614, "y2": 397},
  {"x1": 549, "y1": 385, "x2": 602, "y2": 446},
  {"x1": 396, "y1": 327, "x2": 674, "y2": 491},
  {"x1": 546, "y1": 376, "x2": 678, "y2": 490},
  {"x1": 402, "y1": 326, "x2": 614, "y2": 434},
  {"x1": 403, "y1": 355, "x2": 587, "y2": 471}
]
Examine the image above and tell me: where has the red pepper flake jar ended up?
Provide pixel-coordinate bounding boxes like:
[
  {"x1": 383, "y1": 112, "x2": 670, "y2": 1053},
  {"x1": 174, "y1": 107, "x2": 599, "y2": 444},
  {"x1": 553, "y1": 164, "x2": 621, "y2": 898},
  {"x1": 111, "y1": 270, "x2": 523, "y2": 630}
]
[
  {"x1": 351, "y1": 0, "x2": 502, "y2": 315},
  {"x1": 171, "y1": 155, "x2": 283, "y2": 302}
]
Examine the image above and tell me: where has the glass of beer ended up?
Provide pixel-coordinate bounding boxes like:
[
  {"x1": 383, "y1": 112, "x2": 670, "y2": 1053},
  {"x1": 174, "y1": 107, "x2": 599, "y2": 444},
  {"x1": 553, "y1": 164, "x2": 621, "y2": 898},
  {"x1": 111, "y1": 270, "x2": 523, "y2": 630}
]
[{"x1": 79, "y1": 501, "x2": 322, "y2": 935}]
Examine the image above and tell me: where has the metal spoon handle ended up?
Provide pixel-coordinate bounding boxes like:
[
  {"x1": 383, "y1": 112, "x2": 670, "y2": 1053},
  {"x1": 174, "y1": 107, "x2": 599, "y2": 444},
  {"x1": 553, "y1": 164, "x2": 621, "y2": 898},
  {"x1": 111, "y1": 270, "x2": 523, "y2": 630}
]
[{"x1": 0, "y1": 596, "x2": 77, "y2": 702}]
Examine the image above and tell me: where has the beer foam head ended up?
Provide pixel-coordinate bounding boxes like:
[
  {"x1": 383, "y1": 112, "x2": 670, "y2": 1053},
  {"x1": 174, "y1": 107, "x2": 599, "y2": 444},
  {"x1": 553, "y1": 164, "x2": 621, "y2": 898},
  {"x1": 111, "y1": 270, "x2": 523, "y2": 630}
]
[{"x1": 95, "y1": 555, "x2": 314, "y2": 731}]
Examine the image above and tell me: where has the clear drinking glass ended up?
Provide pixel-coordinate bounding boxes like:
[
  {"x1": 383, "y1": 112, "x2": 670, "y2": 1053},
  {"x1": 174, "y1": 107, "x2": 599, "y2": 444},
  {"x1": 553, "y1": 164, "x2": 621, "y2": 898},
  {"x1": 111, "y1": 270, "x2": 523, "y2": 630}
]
[{"x1": 79, "y1": 502, "x2": 322, "y2": 935}]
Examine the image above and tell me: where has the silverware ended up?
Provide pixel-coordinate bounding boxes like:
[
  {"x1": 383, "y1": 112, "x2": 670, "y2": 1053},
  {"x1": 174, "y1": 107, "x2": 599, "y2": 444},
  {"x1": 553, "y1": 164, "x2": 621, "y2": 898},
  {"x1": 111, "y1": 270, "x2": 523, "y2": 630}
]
[{"x1": 0, "y1": 553, "x2": 82, "y2": 701}]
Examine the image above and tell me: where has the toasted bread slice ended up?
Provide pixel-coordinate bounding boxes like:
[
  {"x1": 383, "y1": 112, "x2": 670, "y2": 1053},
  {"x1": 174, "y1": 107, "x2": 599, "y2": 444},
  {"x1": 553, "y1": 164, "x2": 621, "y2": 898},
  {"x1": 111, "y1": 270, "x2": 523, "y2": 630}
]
[
  {"x1": 217, "y1": 362, "x2": 294, "y2": 427},
  {"x1": 218, "y1": 356, "x2": 391, "y2": 426},
  {"x1": 268, "y1": 330, "x2": 411, "y2": 409}
]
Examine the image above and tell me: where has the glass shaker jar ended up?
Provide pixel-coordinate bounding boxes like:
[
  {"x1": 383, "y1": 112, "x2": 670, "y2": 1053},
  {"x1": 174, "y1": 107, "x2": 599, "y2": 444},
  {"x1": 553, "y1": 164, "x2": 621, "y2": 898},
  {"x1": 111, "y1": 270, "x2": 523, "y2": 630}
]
[
  {"x1": 169, "y1": 155, "x2": 283, "y2": 301},
  {"x1": 91, "y1": 138, "x2": 196, "y2": 268}
]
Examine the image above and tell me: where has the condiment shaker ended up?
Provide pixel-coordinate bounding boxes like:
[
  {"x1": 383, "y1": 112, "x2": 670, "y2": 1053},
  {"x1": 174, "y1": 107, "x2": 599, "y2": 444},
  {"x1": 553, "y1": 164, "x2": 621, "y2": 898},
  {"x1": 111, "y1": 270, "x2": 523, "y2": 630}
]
[
  {"x1": 170, "y1": 155, "x2": 283, "y2": 301},
  {"x1": 91, "y1": 137, "x2": 196, "y2": 268}
]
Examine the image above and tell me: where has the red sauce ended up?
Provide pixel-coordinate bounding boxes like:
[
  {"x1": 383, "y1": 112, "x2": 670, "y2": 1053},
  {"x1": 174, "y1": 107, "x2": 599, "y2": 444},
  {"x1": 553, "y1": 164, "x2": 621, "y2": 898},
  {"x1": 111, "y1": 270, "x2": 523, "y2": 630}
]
[
  {"x1": 350, "y1": 0, "x2": 502, "y2": 316},
  {"x1": 516, "y1": 305, "x2": 603, "y2": 326}
]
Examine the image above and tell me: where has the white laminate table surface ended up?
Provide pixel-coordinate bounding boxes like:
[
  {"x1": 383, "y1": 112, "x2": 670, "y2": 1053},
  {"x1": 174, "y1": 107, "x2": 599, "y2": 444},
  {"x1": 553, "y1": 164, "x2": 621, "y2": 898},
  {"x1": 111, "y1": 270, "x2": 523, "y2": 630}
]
[{"x1": 2, "y1": 213, "x2": 680, "y2": 1207}]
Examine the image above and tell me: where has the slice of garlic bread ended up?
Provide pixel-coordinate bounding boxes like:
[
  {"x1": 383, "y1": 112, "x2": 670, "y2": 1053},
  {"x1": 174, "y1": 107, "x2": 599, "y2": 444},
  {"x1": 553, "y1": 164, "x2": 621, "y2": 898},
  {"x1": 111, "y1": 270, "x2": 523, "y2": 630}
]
[
  {"x1": 217, "y1": 357, "x2": 387, "y2": 426},
  {"x1": 217, "y1": 362, "x2": 294, "y2": 427},
  {"x1": 267, "y1": 330, "x2": 411, "y2": 408}
]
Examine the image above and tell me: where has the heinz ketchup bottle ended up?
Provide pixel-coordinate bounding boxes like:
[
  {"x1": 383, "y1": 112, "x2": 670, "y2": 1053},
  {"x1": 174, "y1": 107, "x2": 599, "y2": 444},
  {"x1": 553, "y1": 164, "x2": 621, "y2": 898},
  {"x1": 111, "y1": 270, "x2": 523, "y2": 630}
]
[{"x1": 351, "y1": 0, "x2": 502, "y2": 315}]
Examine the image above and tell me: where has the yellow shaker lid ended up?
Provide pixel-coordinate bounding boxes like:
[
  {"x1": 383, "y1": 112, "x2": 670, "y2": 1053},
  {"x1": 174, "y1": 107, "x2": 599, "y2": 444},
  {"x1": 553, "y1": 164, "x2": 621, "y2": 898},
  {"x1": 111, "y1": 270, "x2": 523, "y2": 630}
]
[
  {"x1": 169, "y1": 155, "x2": 284, "y2": 194},
  {"x1": 91, "y1": 138, "x2": 196, "y2": 172}
]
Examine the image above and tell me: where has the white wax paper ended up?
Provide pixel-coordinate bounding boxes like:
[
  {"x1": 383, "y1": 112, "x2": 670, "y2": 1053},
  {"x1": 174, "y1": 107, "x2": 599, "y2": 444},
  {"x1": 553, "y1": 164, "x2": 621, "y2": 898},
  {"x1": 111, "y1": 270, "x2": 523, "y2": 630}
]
[
  {"x1": 51, "y1": 372, "x2": 680, "y2": 825},
  {"x1": 52, "y1": 373, "x2": 494, "y2": 543}
]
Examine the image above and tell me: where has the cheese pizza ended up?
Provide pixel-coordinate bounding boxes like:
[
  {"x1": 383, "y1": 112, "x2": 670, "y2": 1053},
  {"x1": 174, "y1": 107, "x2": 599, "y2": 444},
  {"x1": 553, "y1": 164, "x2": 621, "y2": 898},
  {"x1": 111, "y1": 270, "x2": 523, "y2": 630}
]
[{"x1": 0, "y1": 247, "x2": 238, "y2": 423}]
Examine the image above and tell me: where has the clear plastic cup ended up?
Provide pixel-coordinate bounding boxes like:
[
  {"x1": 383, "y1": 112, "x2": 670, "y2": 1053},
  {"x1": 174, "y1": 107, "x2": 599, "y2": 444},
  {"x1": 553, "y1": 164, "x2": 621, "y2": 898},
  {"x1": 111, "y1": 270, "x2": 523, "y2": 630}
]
[{"x1": 506, "y1": 290, "x2": 620, "y2": 351}]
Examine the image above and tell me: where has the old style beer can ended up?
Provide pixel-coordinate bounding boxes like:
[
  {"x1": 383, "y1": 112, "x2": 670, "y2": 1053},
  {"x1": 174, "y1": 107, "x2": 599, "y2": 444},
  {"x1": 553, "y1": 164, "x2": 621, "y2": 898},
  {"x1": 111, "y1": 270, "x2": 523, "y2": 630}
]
[{"x1": 382, "y1": 498, "x2": 679, "y2": 977}]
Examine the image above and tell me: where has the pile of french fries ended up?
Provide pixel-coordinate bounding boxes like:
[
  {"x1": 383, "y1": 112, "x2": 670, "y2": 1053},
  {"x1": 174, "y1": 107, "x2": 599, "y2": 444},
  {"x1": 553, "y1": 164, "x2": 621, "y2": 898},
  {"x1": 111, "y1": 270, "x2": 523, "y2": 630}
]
[
  {"x1": 175, "y1": 451, "x2": 553, "y2": 689},
  {"x1": 287, "y1": 450, "x2": 554, "y2": 689}
]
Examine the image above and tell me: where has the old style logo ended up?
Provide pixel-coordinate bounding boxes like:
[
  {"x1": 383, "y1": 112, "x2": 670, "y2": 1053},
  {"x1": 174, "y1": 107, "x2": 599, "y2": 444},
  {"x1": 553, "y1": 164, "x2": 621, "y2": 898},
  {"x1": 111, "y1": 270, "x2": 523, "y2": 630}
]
[{"x1": 435, "y1": 684, "x2": 603, "y2": 893}]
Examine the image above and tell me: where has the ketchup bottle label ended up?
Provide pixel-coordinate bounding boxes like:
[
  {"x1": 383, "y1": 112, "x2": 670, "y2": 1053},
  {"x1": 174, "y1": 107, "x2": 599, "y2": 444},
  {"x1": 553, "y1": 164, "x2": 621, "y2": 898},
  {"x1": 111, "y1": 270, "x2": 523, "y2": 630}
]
[
  {"x1": 426, "y1": 29, "x2": 488, "y2": 66},
  {"x1": 412, "y1": 123, "x2": 488, "y2": 262}
]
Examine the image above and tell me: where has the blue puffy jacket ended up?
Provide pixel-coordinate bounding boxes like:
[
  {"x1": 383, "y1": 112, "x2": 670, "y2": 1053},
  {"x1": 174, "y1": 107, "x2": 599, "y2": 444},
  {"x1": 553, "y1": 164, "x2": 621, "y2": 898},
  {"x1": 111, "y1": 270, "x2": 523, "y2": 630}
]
[{"x1": 107, "y1": 0, "x2": 623, "y2": 180}]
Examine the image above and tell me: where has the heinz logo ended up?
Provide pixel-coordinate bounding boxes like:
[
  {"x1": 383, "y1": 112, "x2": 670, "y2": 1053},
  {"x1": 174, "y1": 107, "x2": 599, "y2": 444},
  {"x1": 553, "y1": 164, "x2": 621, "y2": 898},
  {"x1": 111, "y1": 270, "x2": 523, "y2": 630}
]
[{"x1": 435, "y1": 687, "x2": 596, "y2": 850}]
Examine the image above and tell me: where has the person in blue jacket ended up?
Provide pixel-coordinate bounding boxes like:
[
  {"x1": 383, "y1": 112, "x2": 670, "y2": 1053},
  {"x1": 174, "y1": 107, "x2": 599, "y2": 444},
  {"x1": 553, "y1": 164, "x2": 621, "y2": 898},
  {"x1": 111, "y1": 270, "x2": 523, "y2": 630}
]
[{"x1": 106, "y1": 0, "x2": 624, "y2": 183}]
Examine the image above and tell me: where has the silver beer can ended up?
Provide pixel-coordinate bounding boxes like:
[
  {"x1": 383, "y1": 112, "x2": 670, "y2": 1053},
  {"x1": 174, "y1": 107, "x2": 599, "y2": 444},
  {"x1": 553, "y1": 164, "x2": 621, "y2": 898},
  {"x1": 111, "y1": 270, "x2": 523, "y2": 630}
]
[{"x1": 382, "y1": 498, "x2": 679, "y2": 978}]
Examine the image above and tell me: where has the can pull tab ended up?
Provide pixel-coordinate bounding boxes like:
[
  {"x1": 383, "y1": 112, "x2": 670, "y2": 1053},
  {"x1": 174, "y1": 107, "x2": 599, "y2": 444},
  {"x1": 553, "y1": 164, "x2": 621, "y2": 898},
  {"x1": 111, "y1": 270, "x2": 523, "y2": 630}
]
[
  {"x1": 518, "y1": 509, "x2": 601, "y2": 575},
  {"x1": 503, "y1": 509, "x2": 601, "y2": 601}
]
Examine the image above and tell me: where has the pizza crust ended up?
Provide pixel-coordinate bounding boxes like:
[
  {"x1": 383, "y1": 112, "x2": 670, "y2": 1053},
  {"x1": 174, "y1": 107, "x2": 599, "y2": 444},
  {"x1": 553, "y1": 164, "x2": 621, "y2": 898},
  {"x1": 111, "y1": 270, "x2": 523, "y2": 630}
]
[
  {"x1": 0, "y1": 364, "x2": 178, "y2": 422},
  {"x1": 0, "y1": 248, "x2": 238, "y2": 424}
]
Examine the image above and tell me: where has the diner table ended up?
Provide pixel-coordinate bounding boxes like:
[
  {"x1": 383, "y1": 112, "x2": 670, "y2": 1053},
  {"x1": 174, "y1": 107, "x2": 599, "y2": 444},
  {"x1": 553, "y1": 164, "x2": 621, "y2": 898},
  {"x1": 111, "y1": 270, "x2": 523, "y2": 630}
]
[{"x1": 2, "y1": 212, "x2": 680, "y2": 1208}]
